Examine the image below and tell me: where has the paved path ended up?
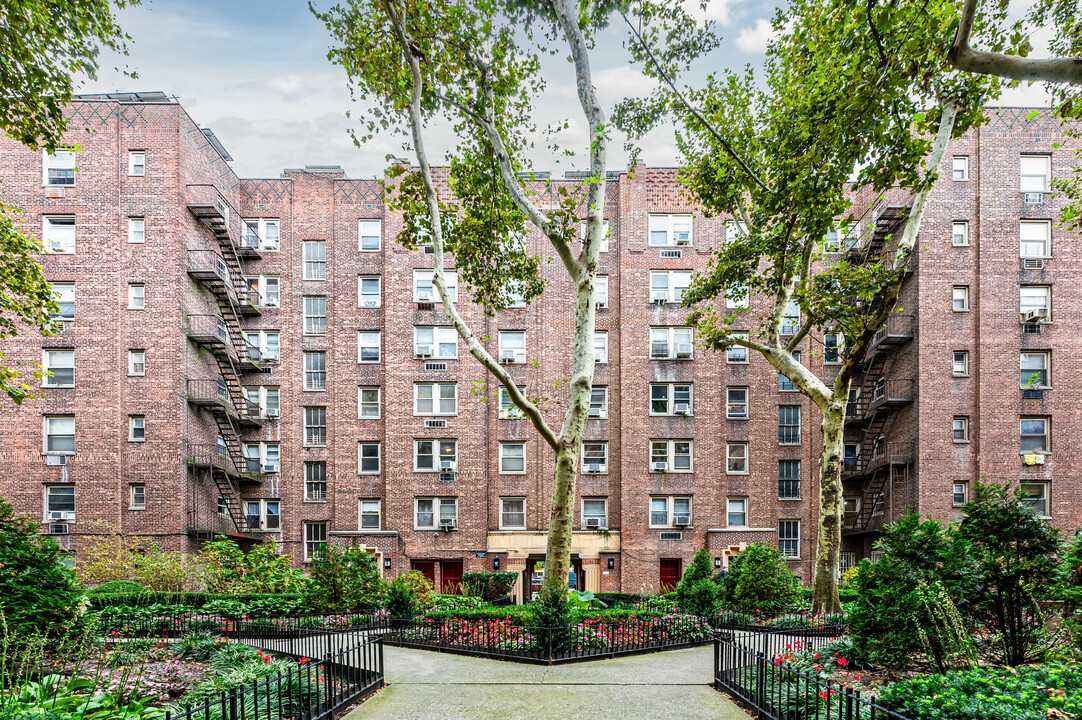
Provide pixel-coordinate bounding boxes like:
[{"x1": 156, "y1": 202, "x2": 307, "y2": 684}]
[{"x1": 342, "y1": 645, "x2": 748, "y2": 720}]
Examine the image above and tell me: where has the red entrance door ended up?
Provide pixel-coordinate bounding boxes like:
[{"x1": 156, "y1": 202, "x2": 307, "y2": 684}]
[
  {"x1": 412, "y1": 560, "x2": 436, "y2": 588},
  {"x1": 660, "y1": 558, "x2": 682, "y2": 593},
  {"x1": 441, "y1": 560, "x2": 463, "y2": 595}
]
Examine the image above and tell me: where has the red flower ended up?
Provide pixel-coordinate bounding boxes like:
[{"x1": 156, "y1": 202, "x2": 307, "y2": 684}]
[
  {"x1": 853, "y1": 673, "x2": 861, "y2": 680},
  {"x1": 837, "y1": 657, "x2": 848, "y2": 667}
]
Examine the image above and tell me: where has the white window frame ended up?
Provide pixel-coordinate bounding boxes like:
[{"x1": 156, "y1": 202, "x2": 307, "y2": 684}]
[
  {"x1": 727, "y1": 334, "x2": 749, "y2": 364},
  {"x1": 498, "y1": 331, "x2": 526, "y2": 364},
  {"x1": 589, "y1": 386, "x2": 608, "y2": 419},
  {"x1": 821, "y1": 224, "x2": 857, "y2": 253},
  {"x1": 304, "y1": 407, "x2": 327, "y2": 447},
  {"x1": 242, "y1": 219, "x2": 280, "y2": 251},
  {"x1": 650, "y1": 327, "x2": 694, "y2": 360},
  {"x1": 43, "y1": 215, "x2": 76, "y2": 254},
  {"x1": 953, "y1": 351, "x2": 969, "y2": 377},
  {"x1": 129, "y1": 484, "x2": 146, "y2": 510},
  {"x1": 359, "y1": 219, "x2": 382, "y2": 252},
  {"x1": 779, "y1": 520, "x2": 801, "y2": 558},
  {"x1": 244, "y1": 275, "x2": 279, "y2": 308},
  {"x1": 304, "y1": 522, "x2": 327, "y2": 561},
  {"x1": 952, "y1": 286, "x2": 969, "y2": 312},
  {"x1": 305, "y1": 462, "x2": 327, "y2": 501},
  {"x1": 648, "y1": 214, "x2": 693, "y2": 247},
  {"x1": 953, "y1": 416, "x2": 970, "y2": 443},
  {"x1": 303, "y1": 351, "x2": 326, "y2": 392},
  {"x1": 579, "y1": 219, "x2": 611, "y2": 253},
  {"x1": 360, "y1": 499, "x2": 381, "y2": 530},
  {"x1": 413, "y1": 269, "x2": 458, "y2": 303},
  {"x1": 44, "y1": 415, "x2": 75, "y2": 455},
  {"x1": 1020, "y1": 482, "x2": 1049, "y2": 517},
  {"x1": 499, "y1": 443, "x2": 526, "y2": 474},
  {"x1": 649, "y1": 496, "x2": 692, "y2": 528},
  {"x1": 241, "y1": 442, "x2": 279, "y2": 474},
  {"x1": 45, "y1": 485, "x2": 75, "y2": 519},
  {"x1": 1020, "y1": 416, "x2": 1050, "y2": 454},
  {"x1": 499, "y1": 497, "x2": 526, "y2": 529},
  {"x1": 414, "y1": 439, "x2": 458, "y2": 472},
  {"x1": 952, "y1": 155, "x2": 969, "y2": 181},
  {"x1": 243, "y1": 499, "x2": 281, "y2": 532},
  {"x1": 50, "y1": 282, "x2": 75, "y2": 320},
  {"x1": 1020, "y1": 352, "x2": 1050, "y2": 389},
  {"x1": 303, "y1": 240, "x2": 327, "y2": 281},
  {"x1": 726, "y1": 497, "x2": 748, "y2": 527},
  {"x1": 246, "y1": 330, "x2": 280, "y2": 363},
  {"x1": 594, "y1": 332, "x2": 608, "y2": 364},
  {"x1": 128, "y1": 415, "x2": 145, "y2": 442},
  {"x1": 42, "y1": 349, "x2": 74, "y2": 388},
  {"x1": 1020, "y1": 155, "x2": 1051, "y2": 193},
  {"x1": 1020, "y1": 220, "x2": 1051, "y2": 258},
  {"x1": 1020, "y1": 286, "x2": 1050, "y2": 320},
  {"x1": 824, "y1": 333, "x2": 845, "y2": 364},
  {"x1": 498, "y1": 385, "x2": 526, "y2": 419},
  {"x1": 128, "y1": 217, "x2": 145, "y2": 244},
  {"x1": 649, "y1": 439, "x2": 693, "y2": 473},
  {"x1": 726, "y1": 387, "x2": 748, "y2": 419},
  {"x1": 415, "y1": 497, "x2": 458, "y2": 530},
  {"x1": 726, "y1": 442, "x2": 748, "y2": 475},
  {"x1": 358, "y1": 275, "x2": 381, "y2": 308},
  {"x1": 128, "y1": 151, "x2": 145, "y2": 177},
  {"x1": 244, "y1": 386, "x2": 279, "y2": 418},
  {"x1": 127, "y1": 284, "x2": 145, "y2": 310},
  {"x1": 358, "y1": 331, "x2": 381, "y2": 364},
  {"x1": 649, "y1": 270, "x2": 693, "y2": 303},
  {"x1": 304, "y1": 296, "x2": 326, "y2": 336},
  {"x1": 952, "y1": 221, "x2": 968, "y2": 247},
  {"x1": 581, "y1": 442, "x2": 608, "y2": 473},
  {"x1": 128, "y1": 349, "x2": 146, "y2": 377},
  {"x1": 414, "y1": 326, "x2": 457, "y2": 359},
  {"x1": 582, "y1": 498, "x2": 608, "y2": 529},
  {"x1": 650, "y1": 383, "x2": 693, "y2": 416},
  {"x1": 952, "y1": 482, "x2": 967, "y2": 507},
  {"x1": 359, "y1": 386, "x2": 381, "y2": 419},
  {"x1": 358, "y1": 442, "x2": 382, "y2": 474},
  {"x1": 43, "y1": 149, "x2": 77, "y2": 187},
  {"x1": 595, "y1": 275, "x2": 609, "y2": 308},
  {"x1": 414, "y1": 383, "x2": 458, "y2": 416}
]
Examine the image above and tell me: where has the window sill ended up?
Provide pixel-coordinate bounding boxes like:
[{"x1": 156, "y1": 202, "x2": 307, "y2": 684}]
[
  {"x1": 726, "y1": 471, "x2": 749, "y2": 476},
  {"x1": 1019, "y1": 451, "x2": 1051, "y2": 456},
  {"x1": 303, "y1": 499, "x2": 328, "y2": 504},
  {"x1": 128, "y1": 507, "x2": 145, "y2": 511},
  {"x1": 778, "y1": 497, "x2": 802, "y2": 502},
  {"x1": 953, "y1": 440, "x2": 971, "y2": 445},
  {"x1": 953, "y1": 373, "x2": 970, "y2": 378}
]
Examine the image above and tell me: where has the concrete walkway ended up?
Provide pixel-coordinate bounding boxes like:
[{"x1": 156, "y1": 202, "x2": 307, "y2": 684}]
[{"x1": 342, "y1": 645, "x2": 749, "y2": 720}]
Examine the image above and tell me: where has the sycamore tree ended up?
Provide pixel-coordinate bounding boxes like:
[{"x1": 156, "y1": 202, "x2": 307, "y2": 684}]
[
  {"x1": 0, "y1": 0, "x2": 139, "y2": 403},
  {"x1": 616, "y1": 0, "x2": 1007, "y2": 613},
  {"x1": 316, "y1": 0, "x2": 617, "y2": 609}
]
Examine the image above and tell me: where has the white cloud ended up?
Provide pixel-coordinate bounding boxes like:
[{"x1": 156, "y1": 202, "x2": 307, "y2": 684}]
[
  {"x1": 736, "y1": 19, "x2": 774, "y2": 53},
  {"x1": 690, "y1": 0, "x2": 746, "y2": 27},
  {"x1": 266, "y1": 74, "x2": 315, "y2": 99}
]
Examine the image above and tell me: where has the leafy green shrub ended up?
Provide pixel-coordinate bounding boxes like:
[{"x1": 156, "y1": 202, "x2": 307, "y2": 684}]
[
  {"x1": 432, "y1": 594, "x2": 483, "y2": 611},
  {"x1": 175, "y1": 632, "x2": 230, "y2": 662},
  {"x1": 78, "y1": 522, "x2": 196, "y2": 592},
  {"x1": 675, "y1": 548, "x2": 721, "y2": 616},
  {"x1": 460, "y1": 571, "x2": 517, "y2": 601},
  {"x1": 88, "y1": 592, "x2": 304, "y2": 610},
  {"x1": 92, "y1": 580, "x2": 146, "y2": 594},
  {"x1": 426, "y1": 605, "x2": 541, "y2": 625},
  {"x1": 719, "y1": 544, "x2": 800, "y2": 615},
  {"x1": 644, "y1": 593, "x2": 677, "y2": 612},
  {"x1": 209, "y1": 642, "x2": 260, "y2": 672},
  {"x1": 201, "y1": 537, "x2": 307, "y2": 595},
  {"x1": 594, "y1": 592, "x2": 643, "y2": 606},
  {"x1": 303, "y1": 546, "x2": 385, "y2": 612},
  {"x1": 878, "y1": 664, "x2": 1082, "y2": 720},
  {"x1": 814, "y1": 638, "x2": 874, "y2": 671},
  {"x1": 385, "y1": 571, "x2": 434, "y2": 618},
  {"x1": 0, "y1": 495, "x2": 84, "y2": 641}
]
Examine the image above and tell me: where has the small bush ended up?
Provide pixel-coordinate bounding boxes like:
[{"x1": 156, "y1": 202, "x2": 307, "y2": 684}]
[
  {"x1": 303, "y1": 546, "x2": 385, "y2": 612},
  {"x1": 719, "y1": 544, "x2": 800, "y2": 615},
  {"x1": 594, "y1": 592, "x2": 643, "y2": 606},
  {"x1": 425, "y1": 605, "x2": 540, "y2": 625},
  {"x1": 385, "y1": 571, "x2": 435, "y2": 618},
  {"x1": 176, "y1": 632, "x2": 230, "y2": 661},
  {"x1": 209, "y1": 642, "x2": 260, "y2": 672},
  {"x1": 432, "y1": 594, "x2": 484, "y2": 611},
  {"x1": 92, "y1": 580, "x2": 146, "y2": 594},
  {"x1": 460, "y1": 572, "x2": 517, "y2": 601},
  {"x1": 676, "y1": 548, "x2": 721, "y2": 616}
]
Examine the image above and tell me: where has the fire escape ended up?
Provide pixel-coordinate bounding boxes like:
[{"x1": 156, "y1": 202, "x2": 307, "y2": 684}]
[
  {"x1": 841, "y1": 206, "x2": 916, "y2": 534},
  {"x1": 182, "y1": 185, "x2": 267, "y2": 538}
]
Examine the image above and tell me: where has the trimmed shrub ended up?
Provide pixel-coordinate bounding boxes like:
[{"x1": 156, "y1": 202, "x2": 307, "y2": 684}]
[
  {"x1": 433, "y1": 594, "x2": 484, "y2": 611},
  {"x1": 460, "y1": 571, "x2": 517, "y2": 601},
  {"x1": 303, "y1": 546, "x2": 385, "y2": 612},
  {"x1": 385, "y1": 571, "x2": 434, "y2": 618},
  {"x1": 426, "y1": 606, "x2": 540, "y2": 625},
  {"x1": 675, "y1": 547, "x2": 721, "y2": 616},
  {"x1": 87, "y1": 592, "x2": 304, "y2": 610},
  {"x1": 92, "y1": 580, "x2": 146, "y2": 594},
  {"x1": 594, "y1": 592, "x2": 643, "y2": 606},
  {"x1": 719, "y1": 543, "x2": 800, "y2": 615}
]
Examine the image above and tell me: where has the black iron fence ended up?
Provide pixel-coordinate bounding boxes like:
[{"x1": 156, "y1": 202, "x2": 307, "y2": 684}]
[{"x1": 101, "y1": 610, "x2": 389, "y2": 646}]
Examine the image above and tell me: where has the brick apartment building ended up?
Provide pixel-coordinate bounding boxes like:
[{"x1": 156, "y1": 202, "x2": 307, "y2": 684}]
[{"x1": 0, "y1": 92, "x2": 1077, "y2": 600}]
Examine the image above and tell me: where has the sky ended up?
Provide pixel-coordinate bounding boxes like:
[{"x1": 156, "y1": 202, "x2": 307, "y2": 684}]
[{"x1": 80, "y1": 0, "x2": 1053, "y2": 180}]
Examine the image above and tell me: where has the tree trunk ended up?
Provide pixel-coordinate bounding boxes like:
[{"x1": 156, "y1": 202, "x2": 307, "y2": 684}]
[
  {"x1": 541, "y1": 443, "x2": 578, "y2": 606},
  {"x1": 811, "y1": 401, "x2": 846, "y2": 615}
]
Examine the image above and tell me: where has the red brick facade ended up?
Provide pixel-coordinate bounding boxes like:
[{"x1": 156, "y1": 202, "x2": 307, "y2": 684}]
[{"x1": 0, "y1": 96, "x2": 1077, "y2": 593}]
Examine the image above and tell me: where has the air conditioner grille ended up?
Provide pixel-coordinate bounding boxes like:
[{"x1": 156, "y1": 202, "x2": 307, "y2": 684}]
[
  {"x1": 660, "y1": 249, "x2": 683, "y2": 259},
  {"x1": 659, "y1": 532, "x2": 683, "y2": 541},
  {"x1": 423, "y1": 362, "x2": 448, "y2": 371}
]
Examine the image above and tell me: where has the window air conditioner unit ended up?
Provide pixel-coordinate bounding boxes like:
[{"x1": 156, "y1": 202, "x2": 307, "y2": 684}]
[
  {"x1": 416, "y1": 292, "x2": 432, "y2": 303},
  {"x1": 595, "y1": 300, "x2": 608, "y2": 310},
  {"x1": 266, "y1": 408, "x2": 280, "y2": 419},
  {"x1": 674, "y1": 403, "x2": 690, "y2": 415},
  {"x1": 1023, "y1": 192, "x2": 1044, "y2": 204},
  {"x1": 49, "y1": 511, "x2": 75, "y2": 521},
  {"x1": 585, "y1": 517, "x2": 602, "y2": 529},
  {"x1": 264, "y1": 298, "x2": 280, "y2": 308},
  {"x1": 651, "y1": 461, "x2": 668, "y2": 472},
  {"x1": 262, "y1": 352, "x2": 279, "y2": 363},
  {"x1": 673, "y1": 515, "x2": 691, "y2": 526},
  {"x1": 438, "y1": 518, "x2": 456, "y2": 529},
  {"x1": 50, "y1": 241, "x2": 68, "y2": 253},
  {"x1": 588, "y1": 407, "x2": 602, "y2": 418},
  {"x1": 675, "y1": 343, "x2": 693, "y2": 358},
  {"x1": 262, "y1": 463, "x2": 280, "y2": 473},
  {"x1": 439, "y1": 460, "x2": 456, "y2": 470},
  {"x1": 45, "y1": 455, "x2": 68, "y2": 466},
  {"x1": 586, "y1": 463, "x2": 602, "y2": 473},
  {"x1": 361, "y1": 299, "x2": 379, "y2": 308},
  {"x1": 1021, "y1": 308, "x2": 1048, "y2": 323},
  {"x1": 415, "y1": 345, "x2": 432, "y2": 358},
  {"x1": 1022, "y1": 258, "x2": 1044, "y2": 270},
  {"x1": 424, "y1": 419, "x2": 447, "y2": 429},
  {"x1": 674, "y1": 236, "x2": 691, "y2": 246},
  {"x1": 48, "y1": 524, "x2": 70, "y2": 535},
  {"x1": 651, "y1": 292, "x2": 668, "y2": 304},
  {"x1": 500, "y1": 349, "x2": 517, "y2": 363}
]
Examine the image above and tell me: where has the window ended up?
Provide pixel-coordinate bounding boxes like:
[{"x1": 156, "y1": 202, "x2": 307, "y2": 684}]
[
  {"x1": 498, "y1": 331, "x2": 526, "y2": 364},
  {"x1": 358, "y1": 276, "x2": 381, "y2": 307},
  {"x1": 245, "y1": 276, "x2": 280, "y2": 307},
  {"x1": 46, "y1": 485, "x2": 75, "y2": 518},
  {"x1": 127, "y1": 284, "x2": 145, "y2": 310},
  {"x1": 128, "y1": 217, "x2": 145, "y2": 244},
  {"x1": 779, "y1": 461, "x2": 800, "y2": 499},
  {"x1": 1020, "y1": 352, "x2": 1049, "y2": 388},
  {"x1": 1020, "y1": 155, "x2": 1051, "y2": 193},
  {"x1": 953, "y1": 482, "x2": 967, "y2": 507},
  {"x1": 414, "y1": 383, "x2": 457, "y2": 416},
  {"x1": 952, "y1": 156, "x2": 969, "y2": 181},
  {"x1": 650, "y1": 439, "x2": 693, "y2": 472},
  {"x1": 726, "y1": 497, "x2": 747, "y2": 527},
  {"x1": 128, "y1": 349, "x2": 145, "y2": 377},
  {"x1": 44, "y1": 149, "x2": 76, "y2": 186},
  {"x1": 822, "y1": 225, "x2": 857, "y2": 252},
  {"x1": 780, "y1": 299, "x2": 801, "y2": 335},
  {"x1": 358, "y1": 386, "x2": 380, "y2": 418},
  {"x1": 1020, "y1": 483, "x2": 1049, "y2": 516},
  {"x1": 304, "y1": 297, "x2": 326, "y2": 335},
  {"x1": 242, "y1": 219, "x2": 280, "y2": 251},
  {"x1": 218, "y1": 495, "x2": 229, "y2": 516},
  {"x1": 304, "y1": 522, "x2": 327, "y2": 561},
  {"x1": 1021, "y1": 416, "x2": 1049, "y2": 453},
  {"x1": 650, "y1": 496, "x2": 692, "y2": 527},
  {"x1": 304, "y1": 240, "x2": 327, "y2": 280},
  {"x1": 128, "y1": 151, "x2": 145, "y2": 176},
  {"x1": 129, "y1": 484, "x2": 145, "y2": 510},
  {"x1": 649, "y1": 271, "x2": 693, "y2": 303},
  {"x1": 243, "y1": 442, "x2": 280, "y2": 473},
  {"x1": 727, "y1": 334, "x2": 748, "y2": 364},
  {"x1": 305, "y1": 462, "x2": 327, "y2": 501},
  {"x1": 582, "y1": 442, "x2": 608, "y2": 473},
  {"x1": 1020, "y1": 286, "x2": 1050, "y2": 320},
  {"x1": 43, "y1": 216, "x2": 75, "y2": 254},
  {"x1": 415, "y1": 498, "x2": 457, "y2": 529},
  {"x1": 726, "y1": 282, "x2": 749, "y2": 311},
  {"x1": 360, "y1": 500, "x2": 381, "y2": 529},
  {"x1": 50, "y1": 283, "x2": 75, "y2": 319},
  {"x1": 244, "y1": 499, "x2": 281, "y2": 531},
  {"x1": 952, "y1": 286, "x2": 969, "y2": 312},
  {"x1": 128, "y1": 415, "x2": 145, "y2": 442},
  {"x1": 414, "y1": 440, "x2": 457, "y2": 472},
  {"x1": 594, "y1": 332, "x2": 608, "y2": 364},
  {"x1": 414, "y1": 326, "x2": 457, "y2": 359},
  {"x1": 304, "y1": 407, "x2": 327, "y2": 446},
  {"x1": 726, "y1": 443, "x2": 748, "y2": 474},
  {"x1": 358, "y1": 331, "x2": 381, "y2": 363},
  {"x1": 595, "y1": 275, "x2": 609, "y2": 308},
  {"x1": 44, "y1": 415, "x2": 75, "y2": 454},
  {"x1": 952, "y1": 221, "x2": 969, "y2": 246},
  {"x1": 726, "y1": 387, "x2": 748, "y2": 419},
  {"x1": 651, "y1": 383, "x2": 692, "y2": 415},
  {"x1": 648, "y1": 214, "x2": 693, "y2": 246},
  {"x1": 413, "y1": 270, "x2": 458, "y2": 303},
  {"x1": 952, "y1": 351, "x2": 969, "y2": 377},
  {"x1": 499, "y1": 443, "x2": 525, "y2": 474},
  {"x1": 953, "y1": 416, "x2": 970, "y2": 443},
  {"x1": 650, "y1": 327, "x2": 694, "y2": 360},
  {"x1": 43, "y1": 350, "x2": 74, "y2": 387},
  {"x1": 358, "y1": 442, "x2": 381, "y2": 474},
  {"x1": 304, "y1": 352, "x2": 326, "y2": 391},
  {"x1": 589, "y1": 386, "x2": 608, "y2": 418},
  {"x1": 499, "y1": 385, "x2": 526, "y2": 419},
  {"x1": 243, "y1": 386, "x2": 279, "y2": 418},
  {"x1": 245, "y1": 330, "x2": 280, "y2": 363},
  {"x1": 778, "y1": 406, "x2": 801, "y2": 445},
  {"x1": 500, "y1": 497, "x2": 526, "y2": 529},
  {"x1": 579, "y1": 219, "x2": 611, "y2": 252},
  {"x1": 582, "y1": 498, "x2": 607, "y2": 529},
  {"x1": 359, "y1": 219, "x2": 382, "y2": 251},
  {"x1": 779, "y1": 521, "x2": 800, "y2": 558},
  {"x1": 1020, "y1": 220, "x2": 1051, "y2": 258},
  {"x1": 824, "y1": 333, "x2": 844, "y2": 363}
]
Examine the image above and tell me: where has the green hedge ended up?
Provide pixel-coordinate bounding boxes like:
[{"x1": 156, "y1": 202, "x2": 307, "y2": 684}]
[
  {"x1": 425, "y1": 606, "x2": 541, "y2": 625},
  {"x1": 87, "y1": 592, "x2": 303, "y2": 609},
  {"x1": 594, "y1": 592, "x2": 644, "y2": 606}
]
